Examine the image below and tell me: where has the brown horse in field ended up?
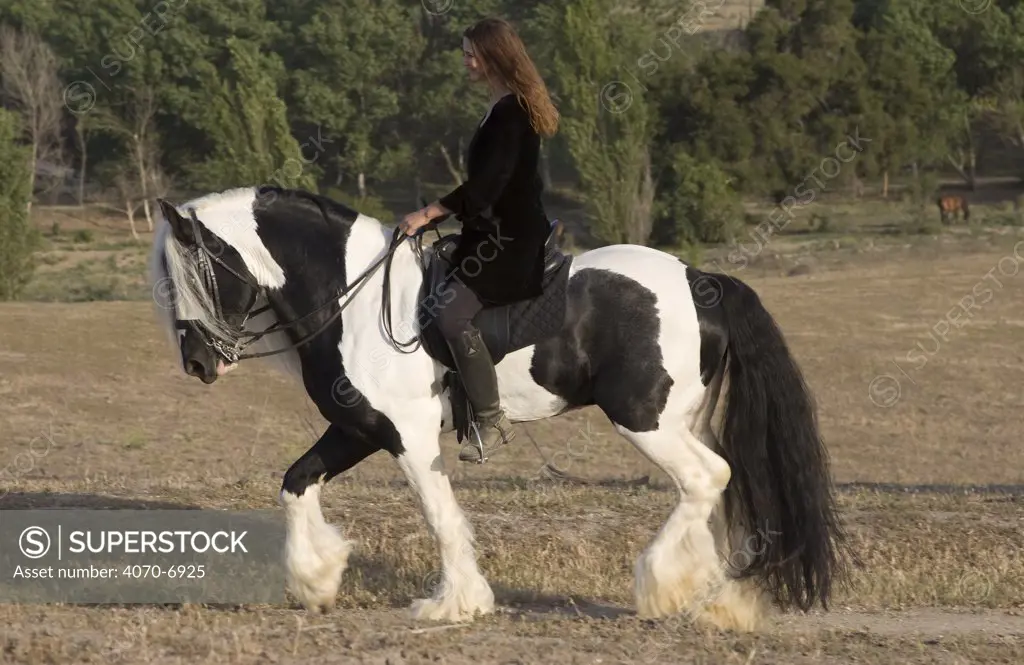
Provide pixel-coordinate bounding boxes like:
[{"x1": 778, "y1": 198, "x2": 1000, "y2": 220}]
[{"x1": 937, "y1": 194, "x2": 970, "y2": 224}]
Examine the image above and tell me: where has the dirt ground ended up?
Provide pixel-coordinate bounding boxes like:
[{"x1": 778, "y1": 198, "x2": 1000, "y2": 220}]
[{"x1": 1, "y1": 212, "x2": 1024, "y2": 663}]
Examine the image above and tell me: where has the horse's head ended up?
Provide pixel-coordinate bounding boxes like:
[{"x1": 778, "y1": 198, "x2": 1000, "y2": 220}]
[{"x1": 152, "y1": 194, "x2": 272, "y2": 384}]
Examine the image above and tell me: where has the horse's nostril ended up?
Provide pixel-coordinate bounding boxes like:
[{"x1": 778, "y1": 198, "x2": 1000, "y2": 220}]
[{"x1": 185, "y1": 359, "x2": 204, "y2": 376}]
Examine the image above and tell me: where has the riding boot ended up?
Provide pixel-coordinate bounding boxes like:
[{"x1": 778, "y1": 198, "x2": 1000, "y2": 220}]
[{"x1": 447, "y1": 327, "x2": 516, "y2": 462}]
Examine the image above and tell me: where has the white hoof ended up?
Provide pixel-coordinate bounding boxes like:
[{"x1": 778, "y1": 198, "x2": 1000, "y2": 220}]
[
  {"x1": 699, "y1": 578, "x2": 769, "y2": 632},
  {"x1": 409, "y1": 573, "x2": 495, "y2": 622},
  {"x1": 634, "y1": 549, "x2": 715, "y2": 619},
  {"x1": 281, "y1": 486, "x2": 353, "y2": 613},
  {"x1": 285, "y1": 526, "x2": 352, "y2": 612},
  {"x1": 635, "y1": 552, "x2": 767, "y2": 632}
]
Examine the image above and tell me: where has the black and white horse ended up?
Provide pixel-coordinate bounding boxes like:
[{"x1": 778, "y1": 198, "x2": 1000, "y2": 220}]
[{"x1": 148, "y1": 185, "x2": 845, "y2": 631}]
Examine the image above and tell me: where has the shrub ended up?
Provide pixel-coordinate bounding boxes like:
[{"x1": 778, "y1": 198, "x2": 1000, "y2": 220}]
[
  {"x1": 653, "y1": 148, "x2": 743, "y2": 247},
  {"x1": 0, "y1": 108, "x2": 39, "y2": 300}
]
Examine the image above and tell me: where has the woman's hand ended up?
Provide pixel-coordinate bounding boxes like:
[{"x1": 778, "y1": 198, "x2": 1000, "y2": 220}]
[
  {"x1": 400, "y1": 208, "x2": 433, "y2": 236},
  {"x1": 400, "y1": 201, "x2": 451, "y2": 236}
]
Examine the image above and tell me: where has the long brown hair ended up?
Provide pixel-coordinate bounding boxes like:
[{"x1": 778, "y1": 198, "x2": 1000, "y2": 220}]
[{"x1": 464, "y1": 17, "x2": 559, "y2": 138}]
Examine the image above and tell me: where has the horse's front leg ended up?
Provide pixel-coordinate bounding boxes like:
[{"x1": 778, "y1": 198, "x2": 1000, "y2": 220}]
[
  {"x1": 393, "y1": 404, "x2": 495, "y2": 622},
  {"x1": 280, "y1": 424, "x2": 380, "y2": 612}
]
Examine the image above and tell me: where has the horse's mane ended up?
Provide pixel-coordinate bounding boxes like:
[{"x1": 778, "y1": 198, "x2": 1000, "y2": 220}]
[
  {"x1": 150, "y1": 187, "x2": 274, "y2": 350},
  {"x1": 254, "y1": 185, "x2": 366, "y2": 229},
  {"x1": 152, "y1": 217, "x2": 242, "y2": 348}
]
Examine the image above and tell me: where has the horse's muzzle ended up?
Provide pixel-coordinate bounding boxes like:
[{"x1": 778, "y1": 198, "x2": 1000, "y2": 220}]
[{"x1": 184, "y1": 358, "x2": 217, "y2": 384}]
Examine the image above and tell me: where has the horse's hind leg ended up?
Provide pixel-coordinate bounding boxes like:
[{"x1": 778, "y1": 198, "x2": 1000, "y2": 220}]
[
  {"x1": 620, "y1": 420, "x2": 766, "y2": 632},
  {"x1": 280, "y1": 425, "x2": 380, "y2": 612}
]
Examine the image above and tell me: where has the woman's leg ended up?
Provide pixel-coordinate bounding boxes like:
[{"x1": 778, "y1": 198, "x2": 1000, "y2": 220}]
[{"x1": 435, "y1": 279, "x2": 516, "y2": 462}]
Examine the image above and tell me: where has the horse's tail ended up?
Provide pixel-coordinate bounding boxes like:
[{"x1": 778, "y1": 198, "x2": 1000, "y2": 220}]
[{"x1": 715, "y1": 274, "x2": 846, "y2": 611}]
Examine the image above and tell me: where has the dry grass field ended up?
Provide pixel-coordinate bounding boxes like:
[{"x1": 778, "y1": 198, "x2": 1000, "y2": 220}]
[{"x1": 2, "y1": 201, "x2": 1024, "y2": 663}]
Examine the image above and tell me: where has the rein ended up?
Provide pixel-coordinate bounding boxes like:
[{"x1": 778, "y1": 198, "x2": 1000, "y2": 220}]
[
  {"x1": 379, "y1": 214, "x2": 447, "y2": 354},
  {"x1": 176, "y1": 205, "x2": 437, "y2": 364}
]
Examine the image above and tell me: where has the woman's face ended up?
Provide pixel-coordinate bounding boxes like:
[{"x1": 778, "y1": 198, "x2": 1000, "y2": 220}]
[{"x1": 462, "y1": 36, "x2": 484, "y2": 83}]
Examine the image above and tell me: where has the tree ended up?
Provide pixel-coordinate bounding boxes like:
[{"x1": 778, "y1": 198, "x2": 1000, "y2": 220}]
[
  {"x1": 655, "y1": 49, "x2": 758, "y2": 192},
  {"x1": 0, "y1": 23, "x2": 65, "y2": 212},
  {"x1": 288, "y1": 0, "x2": 421, "y2": 197},
  {"x1": 187, "y1": 38, "x2": 316, "y2": 192},
  {"x1": 922, "y1": 0, "x2": 1023, "y2": 187},
  {"x1": 858, "y1": 0, "x2": 964, "y2": 194},
  {"x1": 656, "y1": 0, "x2": 874, "y2": 199},
  {"x1": 538, "y1": 0, "x2": 658, "y2": 245},
  {"x1": 107, "y1": 166, "x2": 153, "y2": 241},
  {"x1": 655, "y1": 148, "x2": 743, "y2": 247},
  {"x1": 137, "y1": 0, "x2": 286, "y2": 182},
  {"x1": 398, "y1": 3, "x2": 496, "y2": 193},
  {"x1": 0, "y1": 107, "x2": 38, "y2": 300},
  {"x1": 729, "y1": 0, "x2": 872, "y2": 194},
  {"x1": 970, "y1": 5, "x2": 1024, "y2": 161},
  {"x1": 93, "y1": 83, "x2": 165, "y2": 232}
]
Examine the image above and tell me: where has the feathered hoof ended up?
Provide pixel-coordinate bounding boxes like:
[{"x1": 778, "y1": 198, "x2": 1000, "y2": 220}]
[
  {"x1": 409, "y1": 576, "x2": 495, "y2": 623},
  {"x1": 697, "y1": 580, "x2": 769, "y2": 633},
  {"x1": 284, "y1": 528, "x2": 353, "y2": 613}
]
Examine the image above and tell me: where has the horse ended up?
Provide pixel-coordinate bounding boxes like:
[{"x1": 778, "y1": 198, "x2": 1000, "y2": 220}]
[
  {"x1": 147, "y1": 185, "x2": 846, "y2": 632},
  {"x1": 937, "y1": 194, "x2": 970, "y2": 224}
]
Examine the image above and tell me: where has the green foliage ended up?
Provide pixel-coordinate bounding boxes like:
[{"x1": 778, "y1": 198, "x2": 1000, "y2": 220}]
[
  {"x1": 396, "y1": 2, "x2": 500, "y2": 186},
  {"x1": 187, "y1": 38, "x2": 316, "y2": 192},
  {"x1": 654, "y1": 148, "x2": 742, "y2": 247},
  {"x1": 658, "y1": 0, "x2": 874, "y2": 195},
  {"x1": 0, "y1": 0, "x2": 1022, "y2": 260},
  {"x1": 538, "y1": 0, "x2": 658, "y2": 245},
  {"x1": 288, "y1": 0, "x2": 423, "y2": 190},
  {"x1": 0, "y1": 108, "x2": 39, "y2": 300},
  {"x1": 858, "y1": 0, "x2": 966, "y2": 176},
  {"x1": 908, "y1": 171, "x2": 940, "y2": 207}
]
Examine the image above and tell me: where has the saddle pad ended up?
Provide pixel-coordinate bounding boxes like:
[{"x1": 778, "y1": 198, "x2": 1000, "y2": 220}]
[
  {"x1": 418, "y1": 255, "x2": 573, "y2": 370},
  {"x1": 503, "y1": 258, "x2": 572, "y2": 354}
]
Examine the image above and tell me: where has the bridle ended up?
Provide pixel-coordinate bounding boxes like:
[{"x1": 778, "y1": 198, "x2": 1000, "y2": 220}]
[{"x1": 173, "y1": 203, "x2": 443, "y2": 365}]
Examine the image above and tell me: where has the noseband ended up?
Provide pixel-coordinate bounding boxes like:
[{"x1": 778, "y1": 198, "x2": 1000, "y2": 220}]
[{"x1": 173, "y1": 204, "x2": 437, "y2": 365}]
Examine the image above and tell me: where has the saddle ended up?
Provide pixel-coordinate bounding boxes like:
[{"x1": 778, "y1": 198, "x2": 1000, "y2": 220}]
[{"x1": 416, "y1": 220, "x2": 573, "y2": 441}]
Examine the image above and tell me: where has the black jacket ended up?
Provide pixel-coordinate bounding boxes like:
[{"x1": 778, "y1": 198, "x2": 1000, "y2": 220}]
[{"x1": 439, "y1": 93, "x2": 549, "y2": 306}]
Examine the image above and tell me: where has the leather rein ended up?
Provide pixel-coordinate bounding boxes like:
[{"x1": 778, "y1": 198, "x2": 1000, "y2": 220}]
[{"x1": 174, "y1": 205, "x2": 444, "y2": 365}]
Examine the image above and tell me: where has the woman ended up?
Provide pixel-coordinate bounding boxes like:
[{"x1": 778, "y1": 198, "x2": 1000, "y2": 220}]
[{"x1": 400, "y1": 17, "x2": 559, "y2": 463}]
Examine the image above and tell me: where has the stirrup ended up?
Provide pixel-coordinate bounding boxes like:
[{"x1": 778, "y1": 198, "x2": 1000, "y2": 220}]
[{"x1": 460, "y1": 421, "x2": 488, "y2": 464}]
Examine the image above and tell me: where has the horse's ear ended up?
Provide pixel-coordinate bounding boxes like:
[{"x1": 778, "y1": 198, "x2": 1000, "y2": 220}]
[{"x1": 157, "y1": 198, "x2": 193, "y2": 244}]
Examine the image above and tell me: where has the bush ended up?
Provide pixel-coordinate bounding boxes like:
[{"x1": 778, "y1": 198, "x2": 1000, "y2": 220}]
[
  {"x1": 653, "y1": 148, "x2": 742, "y2": 247},
  {"x1": 0, "y1": 108, "x2": 39, "y2": 300},
  {"x1": 910, "y1": 171, "x2": 940, "y2": 207}
]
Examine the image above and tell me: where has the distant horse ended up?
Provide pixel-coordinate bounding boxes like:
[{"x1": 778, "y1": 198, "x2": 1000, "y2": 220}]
[
  {"x1": 148, "y1": 185, "x2": 846, "y2": 631},
  {"x1": 937, "y1": 194, "x2": 970, "y2": 224}
]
